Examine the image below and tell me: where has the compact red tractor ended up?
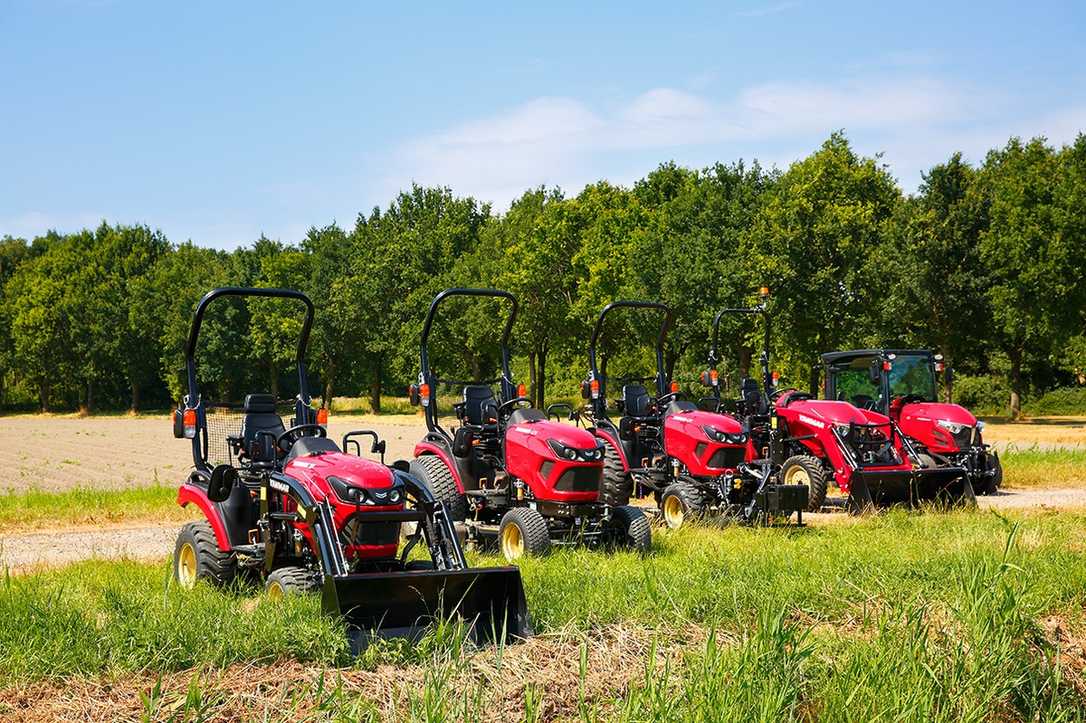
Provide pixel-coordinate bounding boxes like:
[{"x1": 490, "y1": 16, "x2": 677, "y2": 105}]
[
  {"x1": 821, "y1": 349, "x2": 1001, "y2": 494},
  {"x1": 574, "y1": 300, "x2": 807, "y2": 528},
  {"x1": 172, "y1": 287, "x2": 528, "y2": 646},
  {"x1": 408, "y1": 288, "x2": 650, "y2": 561},
  {"x1": 702, "y1": 295, "x2": 974, "y2": 513}
]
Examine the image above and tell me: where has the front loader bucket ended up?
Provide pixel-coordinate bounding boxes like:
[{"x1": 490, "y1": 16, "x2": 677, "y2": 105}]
[
  {"x1": 322, "y1": 566, "x2": 531, "y2": 651},
  {"x1": 848, "y1": 467, "x2": 973, "y2": 514}
]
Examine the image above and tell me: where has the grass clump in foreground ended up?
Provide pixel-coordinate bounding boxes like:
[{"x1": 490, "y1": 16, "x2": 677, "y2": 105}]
[
  {"x1": 0, "y1": 483, "x2": 187, "y2": 531},
  {"x1": 1000, "y1": 445, "x2": 1086, "y2": 488},
  {"x1": 3, "y1": 511, "x2": 1086, "y2": 720}
]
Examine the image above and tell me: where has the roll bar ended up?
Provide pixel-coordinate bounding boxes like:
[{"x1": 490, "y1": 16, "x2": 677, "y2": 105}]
[
  {"x1": 418, "y1": 288, "x2": 519, "y2": 437},
  {"x1": 587, "y1": 300, "x2": 673, "y2": 405},
  {"x1": 183, "y1": 287, "x2": 316, "y2": 471},
  {"x1": 708, "y1": 289, "x2": 771, "y2": 396}
]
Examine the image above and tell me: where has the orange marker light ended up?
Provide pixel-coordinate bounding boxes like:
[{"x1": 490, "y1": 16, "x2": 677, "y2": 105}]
[
  {"x1": 710, "y1": 369, "x2": 719, "y2": 384},
  {"x1": 182, "y1": 408, "x2": 197, "y2": 439},
  {"x1": 419, "y1": 383, "x2": 431, "y2": 407},
  {"x1": 771, "y1": 371, "x2": 780, "y2": 381},
  {"x1": 590, "y1": 378, "x2": 600, "y2": 399},
  {"x1": 517, "y1": 382, "x2": 527, "y2": 398},
  {"x1": 670, "y1": 380, "x2": 680, "y2": 393},
  {"x1": 759, "y1": 286, "x2": 770, "y2": 297},
  {"x1": 316, "y1": 407, "x2": 328, "y2": 425}
]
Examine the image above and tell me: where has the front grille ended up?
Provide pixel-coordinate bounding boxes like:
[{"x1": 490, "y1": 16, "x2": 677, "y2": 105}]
[
  {"x1": 951, "y1": 427, "x2": 975, "y2": 450},
  {"x1": 708, "y1": 446, "x2": 745, "y2": 469},
  {"x1": 840, "y1": 425, "x2": 899, "y2": 466},
  {"x1": 555, "y1": 465, "x2": 602, "y2": 492},
  {"x1": 340, "y1": 513, "x2": 400, "y2": 546}
]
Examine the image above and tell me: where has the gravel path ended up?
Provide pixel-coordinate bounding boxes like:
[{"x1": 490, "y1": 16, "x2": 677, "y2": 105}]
[{"x1": 3, "y1": 487, "x2": 1084, "y2": 573}]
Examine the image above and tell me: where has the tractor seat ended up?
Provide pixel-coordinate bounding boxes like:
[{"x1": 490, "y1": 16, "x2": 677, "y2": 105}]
[
  {"x1": 287, "y1": 436, "x2": 341, "y2": 460},
  {"x1": 462, "y1": 385, "x2": 499, "y2": 426},
  {"x1": 508, "y1": 407, "x2": 546, "y2": 425},
  {"x1": 241, "y1": 394, "x2": 285, "y2": 457},
  {"x1": 740, "y1": 378, "x2": 768, "y2": 415},
  {"x1": 621, "y1": 384, "x2": 652, "y2": 417}
]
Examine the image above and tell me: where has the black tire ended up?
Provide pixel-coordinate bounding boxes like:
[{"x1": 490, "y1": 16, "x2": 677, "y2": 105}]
[
  {"x1": 781, "y1": 454, "x2": 828, "y2": 512},
  {"x1": 599, "y1": 441, "x2": 631, "y2": 506},
  {"x1": 659, "y1": 478, "x2": 705, "y2": 529},
  {"x1": 977, "y1": 453, "x2": 1003, "y2": 495},
  {"x1": 265, "y1": 566, "x2": 320, "y2": 598},
  {"x1": 498, "y1": 507, "x2": 551, "y2": 561},
  {"x1": 410, "y1": 454, "x2": 468, "y2": 521},
  {"x1": 173, "y1": 520, "x2": 236, "y2": 589},
  {"x1": 608, "y1": 505, "x2": 652, "y2": 553}
]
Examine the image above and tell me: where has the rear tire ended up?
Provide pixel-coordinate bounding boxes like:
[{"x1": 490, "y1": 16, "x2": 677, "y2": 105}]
[
  {"x1": 660, "y1": 479, "x2": 704, "y2": 529},
  {"x1": 498, "y1": 507, "x2": 551, "y2": 561},
  {"x1": 977, "y1": 453, "x2": 1003, "y2": 495},
  {"x1": 599, "y1": 441, "x2": 631, "y2": 506},
  {"x1": 781, "y1": 455, "x2": 828, "y2": 512},
  {"x1": 265, "y1": 566, "x2": 320, "y2": 598},
  {"x1": 410, "y1": 454, "x2": 468, "y2": 521},
  {"x1": 609, "y1": 505, "x2": 652, "y2": 553},
  {"x1": 173, "y1": 521, "x2": 236, "y2": 589}
]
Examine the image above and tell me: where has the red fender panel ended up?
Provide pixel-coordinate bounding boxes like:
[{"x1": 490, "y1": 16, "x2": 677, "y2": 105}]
[
  {"x1": 413, "y1": 441, "x2": 466, "y2": 493},
  {"x1": 593, "y1": 427, "x2": 630, "y2": 471},
  {"x1": 177, "y1": 484, "x2": 232, "y2": 552}
]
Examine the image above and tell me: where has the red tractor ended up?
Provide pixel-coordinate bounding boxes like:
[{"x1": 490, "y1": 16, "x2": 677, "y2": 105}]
[
  {"x1": 821, "y1": 349, "x2": 1001, "y2": 494},
  {"x1": 408, "y1": 288, "x2": 650, "y2": 561},
  {"x1": 172, "y1": 287, "x2": 528, "y2": 646},
  {"x1": 703, "y1": 295, "x2": 974, "y2": 513},
  {"x1": 573, "y1": 300, "x2": 807, "y2": 529}
]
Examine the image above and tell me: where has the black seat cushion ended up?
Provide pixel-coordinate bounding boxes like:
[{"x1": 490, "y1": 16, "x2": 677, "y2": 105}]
[
  {"x1": 740, "y1": 378, "x2": 768, "y2": 415},
  {"x1": 287, "y1": 435, "x2": 341, "y2": 460},
  {"x1": 508, "y1": 407, "x2": 546, "y2": 425},
  {"x1": 622, "y1": 384, "x2": 652, "y2": 417},
  {"x1": 240, "y1": 393, "x2": 285, "y2": 457},
  {"x1": 462, "y1": 385, "x2": 498, "y2": 425}
]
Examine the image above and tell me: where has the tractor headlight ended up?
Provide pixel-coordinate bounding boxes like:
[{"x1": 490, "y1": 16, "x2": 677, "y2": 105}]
[
  {"x1": 328, "y1": 475, "x2": 367, "y2": 503},
  {"x1": 833, "y1": 423, "x2": 852, "y2": 436},
  {"x1": 976, "y1": 421, "x2": 986, "y2": 432},
  {"x1": 548, "y1": 439, "x2": 579, "y2": 461},
  {"x1": 703, "y1": 426, "x2": 747, "y2": 445},
  {"x1": 937, "y1": 420, "x2": 967, "y2": 435},
  {"x1": 388, "y1": 488, "x2": 402, "y2": 504}
]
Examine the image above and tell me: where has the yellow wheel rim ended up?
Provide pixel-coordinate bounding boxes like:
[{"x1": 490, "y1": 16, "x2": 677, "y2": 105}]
[
  {"x1": 177, "y1": 542, "x2": 197, "y2": 589},
  {"x1": 784, "y1": 466, "x2": 810, "y2": 486},
  {"x1": 663, "y1": 494, "x2": 685, "y2": 529},
  {"x1": 267, "y1": 580, "x2": 285, "y2": 600},
  {"x1": 501, "y1": 523, "x2": 524, "y2": 561}
]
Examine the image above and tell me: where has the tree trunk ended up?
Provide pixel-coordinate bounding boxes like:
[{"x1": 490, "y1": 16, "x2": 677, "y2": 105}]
[
  {"x1": 809, "y1": 365, "x2": 820, "y2": 397},
  {"x1": 39, "y1": 381, "x2": 49, "y2": 413},
  {"x1": 83, "y1": 379, "x2": 94, "y2": 415},
  {"x1": 738, "y1": 346, "x2": 753, "y2": 380},
  {"x1": 130, "y1": 382, "x2": 141, "y2": 414},
  {"x1": 323, "y1": 378, "x2": 334, "y2": 412},
  {"x1": 527, "y1": 351, "x2": 537, "y2": 406},
  {"x1": 269, "y1": 364, "x2": 279, "y2": 400},
  {"x1": 1009, "y1": 347, "x2": 1023, "y2": 419},
  {"x1": 369, "y1": 358, "x2": 382, "y2": 413},
  {"x1": 537, "y1": 345, "x2": 547, "y2": 409}
]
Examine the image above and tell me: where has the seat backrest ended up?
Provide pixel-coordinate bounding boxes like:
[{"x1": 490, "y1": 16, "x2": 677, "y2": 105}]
[
  {"x1": 241, "y1": 393, "x2": 285, "y2": 458},
  {"x1": 462, "y1": 385, "x2": 498, "y2": 426},
  {"x1": 740, "y1": 378, "x2": 767, "y2": 415},
  {"x1": 622, "y1": 384, "x2": 651, "y2": 417}
]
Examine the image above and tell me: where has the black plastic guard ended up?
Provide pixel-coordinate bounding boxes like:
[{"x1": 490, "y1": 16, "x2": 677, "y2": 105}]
[{"x1": 322, "y1": 566, "x2": 531, "y2": 651}]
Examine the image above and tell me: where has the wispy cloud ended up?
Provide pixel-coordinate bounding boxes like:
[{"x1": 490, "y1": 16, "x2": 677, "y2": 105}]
[{"x1": 735, "y1": 1, "x2": 801, "y2": 18}]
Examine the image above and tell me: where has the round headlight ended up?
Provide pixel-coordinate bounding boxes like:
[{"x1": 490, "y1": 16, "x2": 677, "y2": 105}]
[{"x1": 388, "y1": 488, "x2": 402, "y2": 503}]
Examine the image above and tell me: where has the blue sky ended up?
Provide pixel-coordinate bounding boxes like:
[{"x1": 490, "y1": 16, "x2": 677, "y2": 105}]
[{"x1": 2, "y1": 1, "x2": 1084, "y2": 248}]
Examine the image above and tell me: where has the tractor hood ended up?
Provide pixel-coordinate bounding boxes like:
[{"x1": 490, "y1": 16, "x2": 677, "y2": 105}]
[
  {"x1": 782, "y1": 397, "x2": 890, "y2": 426},
  {"x1": 285, "y1": 451, "x2": 395, "y2": 490},
  {"x1": 898, "y1": 401, "x2": 977, "y2": 428},
  {"x1": 667, "y1": 408, "x2": 744, "y2": 434},
  {"x1": 508, "y1": 418, "x2": 599, "y2": 449}
]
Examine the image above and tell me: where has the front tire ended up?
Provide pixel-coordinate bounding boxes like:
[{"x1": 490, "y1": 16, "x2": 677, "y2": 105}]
[
  {"x1": 173, "y1": 520, "x2": 236, "y2": 589},
  {"x1": 498, "y1": 507, "x2": 551, "y2": 561},
  {"x1": 410, "y1": 454, "x2": 468, "y2": 521},
  {"x1": 977, "y1": 453, "x2": 1003, "y2": 495},
  {"x1": 265, "y1": 566, "x2": 320, "y2": 598},
  {"x1": 781, "y1": 455, "x2": 828, "y2": 512},
  {"x1": 660, "y1": 479, "x2": 705, "y2": 529},
  {"x1": 608, "y1": 505, "x2": 652, "y2": 553}
]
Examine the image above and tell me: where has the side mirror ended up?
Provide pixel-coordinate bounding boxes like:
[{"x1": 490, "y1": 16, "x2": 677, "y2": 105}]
[
  {"x1": 580, "y1": 380, "x2": 591, "y2": 400},
  {"x1": 172, "y1": 408, "x2": 185, "y2": 439},
  {"x1": 408, "y1": 384, "x2": 420, "y2": 406},
  {"x1": 208, "y1": 464, "x2": 239, "y2": 503},
  {"x1": 868, "y1": 361, "x2": 882, "y2": 385},
  {"x1": 373, "y1": 439, "x2": 387, "y2": 456}
]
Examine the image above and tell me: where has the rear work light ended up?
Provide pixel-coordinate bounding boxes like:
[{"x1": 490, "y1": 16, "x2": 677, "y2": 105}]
[{"x1": 183, "y1": 408, "x2": 197, "y2": 439}]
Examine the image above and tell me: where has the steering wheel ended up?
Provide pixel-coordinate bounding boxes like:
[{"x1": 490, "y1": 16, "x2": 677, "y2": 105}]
[
  {"x1": 498, "y1": 396, "x2": 531, "y2": 414},
  {"x1": 656, "y1": 391, "x2": 681, "y2": 406},
  {"x1": 275, "y1": 423, "x2": 326, "y2": 453}
]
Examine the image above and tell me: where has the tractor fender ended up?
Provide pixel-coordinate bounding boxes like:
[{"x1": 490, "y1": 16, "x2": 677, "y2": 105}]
[
  {"x1": 593, "y1": 427, "x2": 630, "y2": 471},
  {"x1": 177, "y1": 483, "x2": 232, "y2": 552},
  {"x1": 413, "y1": 440, "x2": 466, "y2": 493}
]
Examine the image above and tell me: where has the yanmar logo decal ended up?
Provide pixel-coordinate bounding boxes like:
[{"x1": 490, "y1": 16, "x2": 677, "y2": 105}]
[
  {"x1": 798, "y1": 414, "x2": 825, "y2": 429},
  {"x1": 511, "y1": 426, "x2": 539, "y2": 436},
  {"x1": 672, "y1": 415, "x2": 692, "y2": 423}
]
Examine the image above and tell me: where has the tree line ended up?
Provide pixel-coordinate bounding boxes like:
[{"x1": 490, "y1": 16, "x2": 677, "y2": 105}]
[{"x1": 2, "y1": 132, "x2": 1084, "y2": 418}]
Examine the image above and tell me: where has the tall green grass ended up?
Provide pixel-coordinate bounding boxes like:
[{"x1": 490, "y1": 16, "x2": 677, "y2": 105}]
[
  {"x1": 3, "y1": 511, "x2": 1086, "y2": 719},
  {"x1": 0, "y1": 483, "x2": 187, "y2": 530},
  {"x1": 1000, "y1": 446, "x2": 1086, "y2": 488}
]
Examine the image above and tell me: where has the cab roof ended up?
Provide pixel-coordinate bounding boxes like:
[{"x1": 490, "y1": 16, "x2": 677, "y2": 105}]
[{"x1": 821, "y1": 349, "x2": 934, "y2": 366}]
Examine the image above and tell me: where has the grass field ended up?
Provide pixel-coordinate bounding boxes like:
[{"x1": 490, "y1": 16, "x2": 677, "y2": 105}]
[{"x1": 3, "y1": 511, "x2": 1086, "y2": 720}]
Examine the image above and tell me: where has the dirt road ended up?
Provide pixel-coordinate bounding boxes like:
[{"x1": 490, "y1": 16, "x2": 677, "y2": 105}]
[{"x1": 3, "y1": 487, "x2": 1084, "y2": 573}]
